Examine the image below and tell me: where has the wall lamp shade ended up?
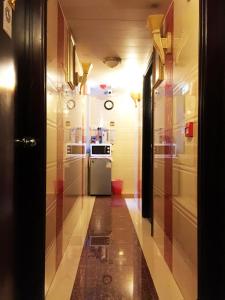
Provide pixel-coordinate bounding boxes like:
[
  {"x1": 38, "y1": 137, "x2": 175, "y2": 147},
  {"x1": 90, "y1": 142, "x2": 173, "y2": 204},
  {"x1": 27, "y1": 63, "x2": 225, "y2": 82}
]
[
  {"x1": 103, "y1": 57, "x2": 121, "y2": 68},
  {"x1": 130, "y1": 92, "x2": 141, "y2": 107},
  {"x1": 8, "y1": 0, "x2": 16, "y2": 10},
  {"x1": 147, "y1": 14, "x2": 172, "y2": 65},
  {"x1": 79, "y1": 62, "x2": 93, "y2": 93},
  {"x1": 82, "y1": 62, "x2": 93, "y2": 74}
]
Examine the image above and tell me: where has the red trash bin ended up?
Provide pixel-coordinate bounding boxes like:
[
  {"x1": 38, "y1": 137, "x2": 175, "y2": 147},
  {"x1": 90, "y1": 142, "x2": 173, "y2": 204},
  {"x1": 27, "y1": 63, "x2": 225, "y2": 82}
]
[{"x1": 112, "y1": 179, "x2": 123, "y2": 195}]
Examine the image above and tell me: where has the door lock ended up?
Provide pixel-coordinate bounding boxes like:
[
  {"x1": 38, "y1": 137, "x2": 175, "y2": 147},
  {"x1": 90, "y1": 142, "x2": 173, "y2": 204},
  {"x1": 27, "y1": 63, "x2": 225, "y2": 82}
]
[{"x1": 15, "y1": 137, "x2": 37, "y2": 148}]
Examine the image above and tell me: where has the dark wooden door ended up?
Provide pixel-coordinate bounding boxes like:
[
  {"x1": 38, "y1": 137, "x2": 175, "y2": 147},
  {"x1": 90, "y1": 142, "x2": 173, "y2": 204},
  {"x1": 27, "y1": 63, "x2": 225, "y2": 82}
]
[
  {"x1": 142, "y1": 61, "x2": 154, "y2": 232},
  {"x1": 198, "y1": 0, "x2": 225, "y2": 299},
  {"x1": 0, "y1": 1, "x2": 46, "y2": 299}
]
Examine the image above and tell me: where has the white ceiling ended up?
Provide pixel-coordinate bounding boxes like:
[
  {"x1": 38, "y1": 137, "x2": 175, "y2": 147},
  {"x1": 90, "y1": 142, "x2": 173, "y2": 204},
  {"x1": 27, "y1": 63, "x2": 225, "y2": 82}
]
[{"x1": 60, "y1": 0, "x2": 170, "y2": 90}]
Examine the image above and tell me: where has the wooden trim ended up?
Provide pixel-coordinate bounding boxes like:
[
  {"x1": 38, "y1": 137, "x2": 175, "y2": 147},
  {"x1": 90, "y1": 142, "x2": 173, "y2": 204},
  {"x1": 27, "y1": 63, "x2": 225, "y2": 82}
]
[{"x1": 198, "y1": 0, "x2": 225, "y2": 299}]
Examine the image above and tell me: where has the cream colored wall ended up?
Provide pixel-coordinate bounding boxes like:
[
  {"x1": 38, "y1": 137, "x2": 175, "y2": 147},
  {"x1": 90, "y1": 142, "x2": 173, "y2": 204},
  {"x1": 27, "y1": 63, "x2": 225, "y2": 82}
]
[
  {"x1": 152, "y1": 1, "x2": 199, "y2": 299},
  {"x1": 137, "y1": 101, "x2": 143, "y2": 197},
  {"x1": 173, "y1": 0, "x2": 198, "y2": 207},
  {"x1": 173, "y1": 0, "x2": 198, "y2": 299},
  {"x1": 112, "y1": 96, "x2": 138, "y2": 195},
  {"x1": 89, "y1": 92, "x2": 139, "y2": 195}
]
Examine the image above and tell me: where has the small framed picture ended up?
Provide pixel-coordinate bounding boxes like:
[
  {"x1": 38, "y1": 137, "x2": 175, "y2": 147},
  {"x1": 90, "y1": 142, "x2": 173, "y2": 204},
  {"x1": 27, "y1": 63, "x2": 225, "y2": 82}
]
[
  {"x1": 66, "y1": 30, "x2": 76, "y2": 89},
  {"x1": 153, "y1": 49, "x2": 164, "y2": 89}
]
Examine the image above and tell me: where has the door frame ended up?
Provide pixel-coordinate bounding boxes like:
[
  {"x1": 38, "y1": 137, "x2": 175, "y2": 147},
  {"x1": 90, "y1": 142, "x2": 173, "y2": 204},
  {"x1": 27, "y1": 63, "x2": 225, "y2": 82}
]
[
  {"x1": 142, "y1": 57, "x2": 154, "y2": 234},
  {"x1": 198, "y1": 0, "x2": 225, "y2": 299}
]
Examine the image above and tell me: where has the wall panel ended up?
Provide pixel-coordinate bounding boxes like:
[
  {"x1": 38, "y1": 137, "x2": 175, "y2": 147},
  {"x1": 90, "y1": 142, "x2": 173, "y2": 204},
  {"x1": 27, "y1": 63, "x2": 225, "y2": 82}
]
[
  {"x1": 152, "y1": 1, "x2": 198, "y2": 299},
  {"x1": 45, "y1": 1, "x2": 88, "y2": 295}
]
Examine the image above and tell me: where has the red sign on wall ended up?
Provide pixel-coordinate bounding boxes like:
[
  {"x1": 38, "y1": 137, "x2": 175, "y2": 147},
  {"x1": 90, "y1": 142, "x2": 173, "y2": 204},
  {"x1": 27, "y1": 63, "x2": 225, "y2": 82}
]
[{"x1": 185, "y1": 122, "x2": 194, "y2": 137}]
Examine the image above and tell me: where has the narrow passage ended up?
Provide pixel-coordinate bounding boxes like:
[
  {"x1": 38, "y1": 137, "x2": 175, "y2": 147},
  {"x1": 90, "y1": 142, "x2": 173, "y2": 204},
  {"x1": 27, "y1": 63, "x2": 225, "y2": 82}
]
[{"x1": 70, "y1": 196, "x2": 158, "y2": 300}]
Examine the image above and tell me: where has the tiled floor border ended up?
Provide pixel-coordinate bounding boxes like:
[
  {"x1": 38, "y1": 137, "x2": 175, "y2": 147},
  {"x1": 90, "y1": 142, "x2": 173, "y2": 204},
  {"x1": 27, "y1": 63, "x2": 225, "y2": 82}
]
[
  {"x1": 125, "y1": 198, "x2": 184, "y2": 300},
  {"x1": 46, "y1": 196, "x2": 95, "y2": 300}
]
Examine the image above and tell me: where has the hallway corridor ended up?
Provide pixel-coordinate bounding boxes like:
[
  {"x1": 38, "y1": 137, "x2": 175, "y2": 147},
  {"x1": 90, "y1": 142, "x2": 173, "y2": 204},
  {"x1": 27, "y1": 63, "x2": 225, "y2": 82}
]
[
  {"x1": 1, "y1": 0, "x2": 225, "y2": 298},
  {"x1": 70, "y1": 196, "x2": 158, "y2": 299}
]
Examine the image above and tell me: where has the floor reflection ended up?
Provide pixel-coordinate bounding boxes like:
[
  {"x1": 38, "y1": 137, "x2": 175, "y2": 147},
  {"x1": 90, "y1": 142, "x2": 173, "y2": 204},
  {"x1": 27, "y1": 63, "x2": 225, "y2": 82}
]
[{"x1": 70, "y1": 196, "x2": 158, "y2": 300}]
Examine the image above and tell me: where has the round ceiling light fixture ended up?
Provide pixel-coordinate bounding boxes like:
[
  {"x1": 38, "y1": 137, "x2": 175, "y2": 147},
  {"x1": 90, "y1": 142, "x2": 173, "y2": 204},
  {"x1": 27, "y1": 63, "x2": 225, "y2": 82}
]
[
  {"x1": 103, "y1": 56, "x2": 122, "y2": 68},
  {"x1": 150, "y1": 2, "x2": 160, "y2": 9}
]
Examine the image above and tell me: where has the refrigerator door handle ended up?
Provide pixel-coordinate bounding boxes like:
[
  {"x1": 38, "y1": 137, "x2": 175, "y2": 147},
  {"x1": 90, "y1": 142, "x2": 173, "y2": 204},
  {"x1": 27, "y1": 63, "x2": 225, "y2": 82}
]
[{"x1": 89, "y1": 159, "x2": 94, "y2": 167}]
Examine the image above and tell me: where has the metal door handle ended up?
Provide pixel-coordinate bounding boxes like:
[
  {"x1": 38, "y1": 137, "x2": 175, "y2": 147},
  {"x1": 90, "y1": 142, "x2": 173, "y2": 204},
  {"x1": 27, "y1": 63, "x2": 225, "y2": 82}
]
[{"x1": 15, "y1": 137, "x2": 37, "y2": 148}]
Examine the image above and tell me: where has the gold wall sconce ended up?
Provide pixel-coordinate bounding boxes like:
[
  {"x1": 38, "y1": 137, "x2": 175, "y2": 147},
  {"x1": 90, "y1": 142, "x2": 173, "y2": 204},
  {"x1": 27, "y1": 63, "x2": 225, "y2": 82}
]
[
  {"x1": 79, "y1": 62, "x2": 93, "y2": 94},
  {"x1": 147, "y1": 14, "x2": 172, "y2": 65},
  {"x1": 130, "y1": 92, "x2": 141, "y2": 107},
  {"x1": 8, "y1": 0, "x2": 16, "y2": 10}
]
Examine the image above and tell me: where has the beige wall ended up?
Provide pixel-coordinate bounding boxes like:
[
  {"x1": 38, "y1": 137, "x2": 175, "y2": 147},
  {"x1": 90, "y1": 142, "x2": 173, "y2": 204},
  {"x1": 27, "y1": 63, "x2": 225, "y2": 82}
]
[{"x1": 172, "y1": 0, "x2": 198, "y2": 298}]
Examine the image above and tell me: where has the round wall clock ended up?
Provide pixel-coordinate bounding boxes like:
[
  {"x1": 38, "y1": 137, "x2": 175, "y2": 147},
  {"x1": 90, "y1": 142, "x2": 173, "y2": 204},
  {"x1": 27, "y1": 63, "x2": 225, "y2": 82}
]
[
  {"x1": 66, "y1": 99, "x2": 76, "y2": 110},
  {"x1": 104, "y1": 100, "x2": 114, "y2": 110}
]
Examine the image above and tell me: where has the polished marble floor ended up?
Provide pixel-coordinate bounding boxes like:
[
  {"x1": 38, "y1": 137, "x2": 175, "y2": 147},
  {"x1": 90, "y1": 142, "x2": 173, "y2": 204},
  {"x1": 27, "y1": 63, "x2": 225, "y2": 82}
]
[
  {"x1": 125, "y1": 198, "x2": 183, "y2": 300},
  {"x1": 70, "y1": 196, "x2": 158, "y2": 300},
  {"x1": 46, "y1": 196, "x2": 183, "y2": 300}
]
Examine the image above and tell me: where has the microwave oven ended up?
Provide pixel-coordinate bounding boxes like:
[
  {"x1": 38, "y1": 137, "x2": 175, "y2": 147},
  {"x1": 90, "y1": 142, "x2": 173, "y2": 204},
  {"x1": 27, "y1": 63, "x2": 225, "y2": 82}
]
[
  {"x1": 90, "y1": 144, "x2": 111, "y2": 157},
  {"x1": 66, "y1": 143, "x2": 86, "y2": 157}
]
